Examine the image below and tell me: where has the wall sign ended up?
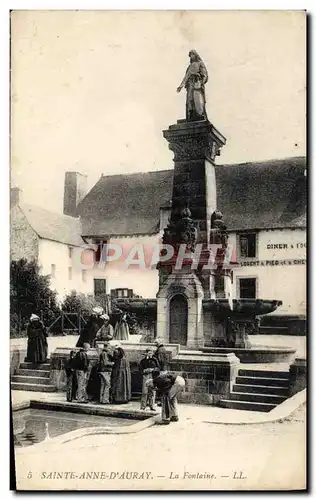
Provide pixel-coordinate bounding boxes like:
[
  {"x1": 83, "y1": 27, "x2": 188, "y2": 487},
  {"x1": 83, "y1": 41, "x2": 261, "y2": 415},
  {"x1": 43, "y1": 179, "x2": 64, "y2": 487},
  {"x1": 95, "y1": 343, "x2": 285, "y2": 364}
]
[
  {"x1": 266, "y1": 243, "x2": 306, "y2": 249},
  {"x1": 240, "y1": 259, "x2": 306, "y2": 267}
]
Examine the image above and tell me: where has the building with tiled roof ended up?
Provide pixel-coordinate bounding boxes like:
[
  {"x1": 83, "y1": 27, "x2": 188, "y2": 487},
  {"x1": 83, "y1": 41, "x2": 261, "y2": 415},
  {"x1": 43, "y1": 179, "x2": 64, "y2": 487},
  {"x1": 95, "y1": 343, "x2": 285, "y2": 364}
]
[{"x1": 10, "y1": 156, "x2": 306, "y2": 317}]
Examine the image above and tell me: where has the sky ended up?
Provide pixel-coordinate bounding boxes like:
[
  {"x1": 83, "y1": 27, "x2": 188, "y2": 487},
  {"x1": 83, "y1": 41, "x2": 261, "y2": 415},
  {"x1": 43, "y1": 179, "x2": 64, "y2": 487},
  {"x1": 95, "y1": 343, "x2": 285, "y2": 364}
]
[{"x1": 10, "y1": 10, "x2": 306, "y2": 213}]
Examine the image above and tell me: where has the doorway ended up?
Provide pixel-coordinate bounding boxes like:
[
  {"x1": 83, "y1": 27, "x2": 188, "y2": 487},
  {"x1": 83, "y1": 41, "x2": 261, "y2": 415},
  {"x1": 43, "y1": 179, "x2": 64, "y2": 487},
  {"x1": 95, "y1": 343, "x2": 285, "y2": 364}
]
[{"x1": 169, "y1": 294, "x2": 188, "y2": 346}]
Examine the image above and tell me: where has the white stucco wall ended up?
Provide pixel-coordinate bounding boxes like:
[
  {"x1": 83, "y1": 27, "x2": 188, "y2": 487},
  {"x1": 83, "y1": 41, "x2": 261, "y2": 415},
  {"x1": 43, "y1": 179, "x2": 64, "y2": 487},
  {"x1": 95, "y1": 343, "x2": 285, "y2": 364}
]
[
  {"x1": 38, "y1": 239, "x2": 95, "y2": 300},
  {"x1": 230, "y1": 228, "x2": 306, "y2": 315},
  {"x1": 90, "y1": 234, "x2": 161, "y2": 298}
]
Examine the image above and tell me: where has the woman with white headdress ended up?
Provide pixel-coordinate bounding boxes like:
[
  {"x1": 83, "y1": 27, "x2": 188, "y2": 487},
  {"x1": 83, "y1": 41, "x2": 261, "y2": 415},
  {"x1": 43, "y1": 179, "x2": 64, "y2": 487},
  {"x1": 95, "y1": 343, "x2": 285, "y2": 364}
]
[
  {"x1": 25, "y1": 314, "x2": 48, "y2": 364},
  {"x1": 96, "y1": 314, "x2": 114, "y2": 343},
  {"x1": 76, "y1": 306, "x2": 104, "y2": 348}
]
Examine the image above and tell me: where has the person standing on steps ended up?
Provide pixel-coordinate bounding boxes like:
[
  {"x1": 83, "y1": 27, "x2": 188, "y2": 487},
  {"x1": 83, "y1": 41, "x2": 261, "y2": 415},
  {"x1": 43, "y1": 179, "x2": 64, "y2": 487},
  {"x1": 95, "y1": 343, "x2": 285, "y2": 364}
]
[
  {"x1": 139, "y1": 348, "x2": 160, "y2": 411},
  {"x1": 96, "y1": 314, "x2": 114, "y2": 344},
  {"x1": 25, "y1": 314, "x2": 48, "y2": 364},
  {"x1": 76, "y1": 307, "x2": 104, "y2": 348},
  {"x1": 113, "y1": 310, "x2": 130, "y2": 341}
]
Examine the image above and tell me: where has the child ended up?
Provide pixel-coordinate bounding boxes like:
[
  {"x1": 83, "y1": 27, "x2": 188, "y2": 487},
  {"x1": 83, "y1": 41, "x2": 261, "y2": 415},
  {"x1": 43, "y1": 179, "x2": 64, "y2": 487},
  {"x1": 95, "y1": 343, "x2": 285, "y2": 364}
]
[
  {"x1": 139, "y1": 348, "x2": 160, "y2": 410},
  {"x1": 64, "y1": 350, "x2": 77, "y2": 402}
]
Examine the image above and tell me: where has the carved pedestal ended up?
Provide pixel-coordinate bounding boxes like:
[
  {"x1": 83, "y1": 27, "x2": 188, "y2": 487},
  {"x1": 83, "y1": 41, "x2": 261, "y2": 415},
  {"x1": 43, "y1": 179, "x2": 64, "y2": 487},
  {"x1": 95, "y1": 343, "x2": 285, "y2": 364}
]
[{"x1": 156, "y1": 119, "x2": 226, "y2": 350}]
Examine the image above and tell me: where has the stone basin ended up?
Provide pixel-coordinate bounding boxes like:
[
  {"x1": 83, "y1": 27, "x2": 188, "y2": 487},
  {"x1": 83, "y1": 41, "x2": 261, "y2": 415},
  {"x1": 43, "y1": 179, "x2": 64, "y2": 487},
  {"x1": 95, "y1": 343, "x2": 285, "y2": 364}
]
[
  {"x1": 202, "y1": 298, "x2": 283, "y2": 316},
  {"x1": 200, "y1": 346, "x2": 296, "y2": 363}
]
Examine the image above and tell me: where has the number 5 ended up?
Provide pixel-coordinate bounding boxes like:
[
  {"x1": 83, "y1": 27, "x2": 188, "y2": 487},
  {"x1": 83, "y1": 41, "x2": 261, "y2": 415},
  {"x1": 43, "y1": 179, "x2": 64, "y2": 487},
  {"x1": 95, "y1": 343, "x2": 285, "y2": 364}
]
[{"x1": 27, "y1": 471, "x2": 32, "y2": 479}]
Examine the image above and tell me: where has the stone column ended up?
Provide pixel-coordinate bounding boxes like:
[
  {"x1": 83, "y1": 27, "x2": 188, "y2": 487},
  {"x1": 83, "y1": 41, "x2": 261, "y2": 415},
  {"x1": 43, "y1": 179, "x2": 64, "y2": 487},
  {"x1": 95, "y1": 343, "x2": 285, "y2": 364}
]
[{"x1": 163, "y1": 119, "x2": 226, "y2": 248}]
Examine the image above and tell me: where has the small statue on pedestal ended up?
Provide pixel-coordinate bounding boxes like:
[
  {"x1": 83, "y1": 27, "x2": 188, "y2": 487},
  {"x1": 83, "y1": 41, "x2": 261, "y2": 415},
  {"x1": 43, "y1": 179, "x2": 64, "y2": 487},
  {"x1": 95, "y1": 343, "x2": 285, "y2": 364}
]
[
  {"x1": 210, "y1": 210, "x2": 229, "y2": 248},
  {"x1": 177, "y1": 50, "x2": 208, "y2": 122},
  {"x1": 162, "y1": 208, "x2": 198, "y2": 253}
]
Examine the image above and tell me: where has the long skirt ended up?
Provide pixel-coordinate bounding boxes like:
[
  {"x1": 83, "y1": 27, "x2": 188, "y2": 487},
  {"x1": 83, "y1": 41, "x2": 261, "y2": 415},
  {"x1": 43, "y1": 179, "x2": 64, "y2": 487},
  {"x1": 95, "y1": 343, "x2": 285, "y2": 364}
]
[
  {"x1": 186, "y1": 85, "x2": 206, "y2": 121},
  {"x1": 99, "y1": 372, "x2": 111, "y2": 404},
  {"x1": 76, "y1": 371, "x2": 88, "y2": 403},
  {"x1": 113, "y1": 321, "x2": 129, "y2": 341},
  {"x1": 111, "y1": 359, "x2": 132, "y2": 403},
  {"x1": 26, "y1": 336, "x2": 47, "y2": 364}
]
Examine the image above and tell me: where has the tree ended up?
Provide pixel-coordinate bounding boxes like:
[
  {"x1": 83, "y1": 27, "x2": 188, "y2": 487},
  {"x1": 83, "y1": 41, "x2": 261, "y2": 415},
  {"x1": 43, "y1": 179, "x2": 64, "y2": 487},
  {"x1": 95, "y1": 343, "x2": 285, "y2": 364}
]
[
  {"x1": 61, "y1": 291, "x2": 99, "y2": 315},
  {"x1": 10, "y1": 259, "x2": 60, "y2": 335}
]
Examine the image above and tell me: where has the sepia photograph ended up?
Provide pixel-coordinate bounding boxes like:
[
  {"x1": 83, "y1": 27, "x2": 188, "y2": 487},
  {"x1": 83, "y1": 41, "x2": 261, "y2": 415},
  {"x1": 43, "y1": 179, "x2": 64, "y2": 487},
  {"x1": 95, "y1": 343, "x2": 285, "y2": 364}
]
[{"x1": 9, "y1": 9, "x2": 306, "y2": 491}]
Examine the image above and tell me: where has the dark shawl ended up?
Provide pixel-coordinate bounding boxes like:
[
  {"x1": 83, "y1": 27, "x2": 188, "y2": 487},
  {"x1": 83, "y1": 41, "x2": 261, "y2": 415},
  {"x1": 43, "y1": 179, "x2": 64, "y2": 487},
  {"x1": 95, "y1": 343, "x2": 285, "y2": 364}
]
[
  {"x1": 110, "y1": 348, "x2": 132, "y2": 403},
  {"x1": 26, "y1": 321, "x2": 48, "y2": 364}
]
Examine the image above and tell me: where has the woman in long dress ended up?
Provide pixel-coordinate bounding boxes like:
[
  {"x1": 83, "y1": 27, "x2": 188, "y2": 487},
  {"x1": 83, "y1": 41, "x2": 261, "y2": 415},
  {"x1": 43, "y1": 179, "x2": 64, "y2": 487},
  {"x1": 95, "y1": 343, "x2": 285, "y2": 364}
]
[
  {"x1": 110, "y1": 345, "x2": 132, "y2": 404},
  {"x1": 113, "y1": 311, "x2": 130, "y2": 341},
  {"x1": 25, "y1": 314, "x2": 48, "y2": 364}
]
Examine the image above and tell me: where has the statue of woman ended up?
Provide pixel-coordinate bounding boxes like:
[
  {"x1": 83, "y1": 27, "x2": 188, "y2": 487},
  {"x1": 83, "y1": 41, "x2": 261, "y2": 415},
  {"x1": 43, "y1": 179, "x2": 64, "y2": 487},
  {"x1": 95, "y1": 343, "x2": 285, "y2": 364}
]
[{"x1": 177, "y1": 50, "x2": 208, "y2": 121}]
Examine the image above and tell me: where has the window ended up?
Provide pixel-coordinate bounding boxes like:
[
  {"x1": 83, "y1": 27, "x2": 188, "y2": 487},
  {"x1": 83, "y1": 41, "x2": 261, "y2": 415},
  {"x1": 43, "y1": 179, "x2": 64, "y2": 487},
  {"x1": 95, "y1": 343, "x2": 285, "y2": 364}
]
[
  {"x1": 68, "y1": 247, "x2": 73, "y2": 259},
  {"x1": 117, "y1": 289, "x2": 123, "y2": 298},
  {"x1": 239, "y1": 278, "x2": 257, "y2": 299},
  {"x1": 68, "y1": 267, "x2": 72, "y2": 280},
  {"x1": 82, "y1": 269, "x2": 87, "y2": 283},
  {"x1": 51, "y1": 264, "x2": 56, "y2": 278},
  {"x1": 123, "y1": 289, "x2": 129, "y2": 297},
  {"x1": 94, "y1": 278, "x2": 106, "y2": 297},
  {"x1": 239, "y1": 233, "x2": 256, "y2": 258},
  {"x1": 94, "y1": 240, "x2": 107, "y2": 263}
]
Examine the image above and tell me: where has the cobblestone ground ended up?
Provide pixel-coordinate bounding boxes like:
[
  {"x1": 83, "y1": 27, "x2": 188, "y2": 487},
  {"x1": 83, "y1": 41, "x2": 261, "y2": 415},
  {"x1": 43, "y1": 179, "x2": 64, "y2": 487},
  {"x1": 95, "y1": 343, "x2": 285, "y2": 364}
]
[{"x1": 14, "y1": 403, "x2": 306, "y2": 491}]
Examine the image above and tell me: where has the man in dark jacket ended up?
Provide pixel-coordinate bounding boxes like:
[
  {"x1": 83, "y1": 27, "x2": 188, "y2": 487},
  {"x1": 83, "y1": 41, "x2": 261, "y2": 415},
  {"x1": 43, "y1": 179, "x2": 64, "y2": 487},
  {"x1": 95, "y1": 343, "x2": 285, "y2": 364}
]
[
  {"x1": 153, "y1": 340, "x2": 169, "y2": 406},
  {"x1": 139, "y1": 348, "x2": 160, "y2": 410},
  {"x1": 153, "y1": 340, "x2": 168, "y2": 371},
  {"x1": 74, "y1": 343, "x2": 90, "y2": 403},
  {"x1": 148, "y1": 368, "x2": 185, "y2": 425}
]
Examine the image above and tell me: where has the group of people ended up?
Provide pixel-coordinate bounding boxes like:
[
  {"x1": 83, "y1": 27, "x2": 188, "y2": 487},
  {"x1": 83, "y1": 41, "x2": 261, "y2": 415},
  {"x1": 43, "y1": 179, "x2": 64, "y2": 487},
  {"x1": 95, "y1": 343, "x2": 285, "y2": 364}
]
[
  {"x1": 24, "y1": 311, "x2": 185, "y2": 425},
  {"x1": 65, "y1": 341, "x2": 131, "y2": 404},
  {"x1": 76, "y1": 307, "x2": 130, "y2": 348},
  {"x1": 64, "y1": 339, "x2": 185, "y2": 425}
]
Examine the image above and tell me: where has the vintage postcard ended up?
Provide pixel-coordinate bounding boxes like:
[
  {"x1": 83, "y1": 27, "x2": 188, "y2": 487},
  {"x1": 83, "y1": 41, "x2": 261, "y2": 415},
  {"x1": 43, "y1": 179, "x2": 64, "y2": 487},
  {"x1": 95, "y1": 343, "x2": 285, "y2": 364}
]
[{"x1": 10, "y1": 10, "x2": 306, "y2": 491}]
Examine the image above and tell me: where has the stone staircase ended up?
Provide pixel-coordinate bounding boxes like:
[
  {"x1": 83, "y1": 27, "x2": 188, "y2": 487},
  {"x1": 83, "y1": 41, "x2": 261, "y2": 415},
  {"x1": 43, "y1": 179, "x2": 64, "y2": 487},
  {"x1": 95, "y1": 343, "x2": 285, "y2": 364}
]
[
  {"x1": 11, "y1": 360, "x2": 57, "y2": 393},
  {"x1": 220, "y1": 368, "x2": 290, "y2": 412}
]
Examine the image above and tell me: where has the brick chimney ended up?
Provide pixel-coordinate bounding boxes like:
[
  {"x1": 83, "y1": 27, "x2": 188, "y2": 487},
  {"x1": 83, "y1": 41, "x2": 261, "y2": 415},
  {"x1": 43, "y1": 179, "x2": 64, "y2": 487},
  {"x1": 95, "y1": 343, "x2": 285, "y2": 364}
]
[
  {"x1": 63, "y1": 172, "x2": 87, "y2": 217},
  {"x1": 10, "y1": 187, "x2": 22, "y2": 207}
]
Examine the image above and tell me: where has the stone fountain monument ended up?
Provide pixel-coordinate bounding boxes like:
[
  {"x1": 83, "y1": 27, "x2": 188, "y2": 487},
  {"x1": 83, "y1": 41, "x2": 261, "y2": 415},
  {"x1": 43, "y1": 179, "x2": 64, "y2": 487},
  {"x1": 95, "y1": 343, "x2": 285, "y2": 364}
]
[
  {"x1": 156, "y1": 49, "x2": 283, "y2": 353},
  {"x1": 42, "y1": 51, "x2": 297, "y2": 409}
]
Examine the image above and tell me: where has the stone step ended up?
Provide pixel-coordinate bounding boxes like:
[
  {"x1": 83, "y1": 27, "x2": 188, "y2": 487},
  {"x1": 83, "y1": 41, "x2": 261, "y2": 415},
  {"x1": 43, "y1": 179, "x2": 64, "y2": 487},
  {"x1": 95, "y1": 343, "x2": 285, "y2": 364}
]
[
  {"x1": 230, "y1": 391, "x2": 287, "y2": 405},
  {"x1": 220, "y1": 399, "x2": 276, "y2": 412},
  {"x1": 259, "y1": 326, "x2": 288, "y2": 334},
  {"x1": 238, "y1": 369, "x2": 289, "y2": 379},
  {"x1": 17, "y1": 369, "x2": 50, "y2": 378},
  {"x1": 11, "y1": 375, "x2": 51, "y2": 386},
  {"x1": 11, "y1": 382, "x2": 56, "y2": 393},
  {"x1": 233, "y1": 384, "x2": 289, "y2": 396},
  {"x1": 235, "y1": 376, "x2": 289, "y2": 387},
  {"x1": 19, "y1": 362, "x2": 50, "y2": 370}
]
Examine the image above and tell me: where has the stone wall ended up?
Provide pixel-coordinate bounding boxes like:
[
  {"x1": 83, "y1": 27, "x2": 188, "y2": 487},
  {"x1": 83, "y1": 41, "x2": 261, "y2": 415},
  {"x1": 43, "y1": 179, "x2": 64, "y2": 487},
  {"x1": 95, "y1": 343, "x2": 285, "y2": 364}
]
[
  {"x1": 49, "y1": 343, "x2": 240, "y2": 405},
  {"x1": 10, "y1": 205, "x2": 39, "y2": 261},
  {"x1": 289, "y1": 357, "x2": 307, "y2": 396},
  {"x1": 170, "y1": 353, "x2": 240, "y2": 405}
]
